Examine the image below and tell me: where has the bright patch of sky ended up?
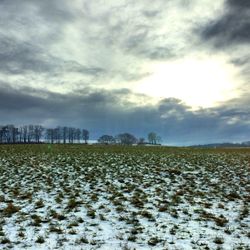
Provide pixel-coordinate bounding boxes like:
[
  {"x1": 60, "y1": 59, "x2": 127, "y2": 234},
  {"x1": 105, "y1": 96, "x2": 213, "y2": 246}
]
[{"x1": 135, "y1": 55, "x2": 242, "y2": 108}]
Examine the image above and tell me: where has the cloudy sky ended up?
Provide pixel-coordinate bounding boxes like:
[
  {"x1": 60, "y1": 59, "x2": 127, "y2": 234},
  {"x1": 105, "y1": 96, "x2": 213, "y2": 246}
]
[{"x1": 0, "y1": 0, "x2": 249, "y2": 145}]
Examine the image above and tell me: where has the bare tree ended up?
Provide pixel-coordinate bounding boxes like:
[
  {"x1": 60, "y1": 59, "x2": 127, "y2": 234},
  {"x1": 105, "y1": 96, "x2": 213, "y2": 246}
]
[
  {"x1": 27, "y1": 125, "x2": 35, "y2": 143},
  {"x1": 138, "y1": 137, "x2": 145, "y2": 145},
  {"x1": 116, "y1": 133, "x2": 137, "y2": 145},
  {"x1": 12, "y1": 126, "x2": 19, "y2": 143},
  {"x1": 0, "y1": 126, "x2": 4, "y2": 143},
  {"x1": 68, "y1": 127, "x2": 74, "y2": 143},
  {"x1": 148, "y1": 132, "x2": 157, "y2": 144},
  {"x1": 0, "y1": 125, "x2": 19, "y2": 143},
  {"x1": 0, "y1": 124, "x2": 92, "y2": 145},
  {"x1": 20, "y1": 125, "x2": 28, "y2": 143},
  {"x1": 148, "y1": 132, "x2": 161, "y2": 145},
  {"x1": 46, "y1": 128, "x2": 54, "y2": 144},
  {"x1": 75, "y1": 128, "x2": 81, "y2": 143},
  {"x1": 98, "y1": 135, "x2": 115, "y2": 144},
  {"x1": 62, "y1": 127, "x2": 68, "y2": 144},
  {"x1": 82, "y1": 129, "x2": 89, "y2": 144},
  {"x1": 156, "y1": 135, "x2": 162, "y2": 144},
  {"x1": 34, "y1": 125, "x2": 44, "y2": 143}
]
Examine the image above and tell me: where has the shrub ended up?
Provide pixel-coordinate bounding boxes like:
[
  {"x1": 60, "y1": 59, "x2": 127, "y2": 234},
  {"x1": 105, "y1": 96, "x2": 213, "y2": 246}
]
[
  {"x1": 1, "y1": 237, "x2": 10, "y2": 244},
  {"x1": 36, "y1": 236, "x2": 45, "y2": 243},
  {"x1": 35, "y1": 199, "x2": 44, "y2": 208},
  {"x1": 3, "y1": 203, "x2": 20, "y2": 216},
  {"x1": 148, "y1": 237, "x2": 162, "y2": 246},
  {"x1": 67, "y1": 198, "x2": 78, "y2": 209},
  {"x1": 87, "y1": 209, "x2": 96, "y2": 219},
  {"x1": 214, "y1": 236, "x2": 224, "y2": 244}
]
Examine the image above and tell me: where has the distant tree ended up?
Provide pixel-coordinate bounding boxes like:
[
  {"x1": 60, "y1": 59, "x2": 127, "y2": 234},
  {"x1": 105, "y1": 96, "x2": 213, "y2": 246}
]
[
  {"x1": 62, "y1": 127, "x2": 68, "y2": 144},
  {"x1": 1, "y1": 125, "x2": 18, "y2": 143},
  {"x1": 46, "y1": 128, "x2": 54, "y2": 144},
  {"x1": 98, "y1": 135, "x2": 115, "y2": 144},
  {"x1": 75, "y1": 128, "x2": 81, "y2": 143},
  {"x1": 34, "y1": 125, "x2": 44, "y2": 143},
  {"x1": 20, "y1": 125, "x2": 28, "y2": 143},
  {"x1": 28, "y1": 125, "x2": 36, "y2": 143},
  {"x1": 156, "y1": 135, "x2": 162, "y2": 144},
  {"x1": 0, "y1": 126, "x2": 4, "y2": 143},
  {"x1": 148, "y1": 132, "x2": 157, "y2": 144},
  {"x1": 117, "y1": 133, "x2": 137, "y2": 145},
  {"x1": 147, "y1": 132, "x2": 162, "y2": 145},
  {"x1": 0, "y1": 125, "x2": 92, "y2": 144},
  {"x1": 9, "y1": 125, "x2": 17, "y2": 143},
  {"x1": 12, "y1": 126, "x2": 19, "y2": 143},
  {"x1": 82, "y1": 129, "x2": 89, "y2": 144},
  {"x1": 54, "y1": 127, "x2": 61, "y2": 143},
  {"x1": 67, "y1": 127, "x2": 71, "y2": 143},
  {"x1": 138, "y1": 137, "x2": 145, "y2": 145}
]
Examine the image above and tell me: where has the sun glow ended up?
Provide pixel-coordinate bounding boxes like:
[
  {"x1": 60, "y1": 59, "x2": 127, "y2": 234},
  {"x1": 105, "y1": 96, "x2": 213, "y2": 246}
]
[{"x1": 135, "y1": 57, "x2": 241, "y2": 109}]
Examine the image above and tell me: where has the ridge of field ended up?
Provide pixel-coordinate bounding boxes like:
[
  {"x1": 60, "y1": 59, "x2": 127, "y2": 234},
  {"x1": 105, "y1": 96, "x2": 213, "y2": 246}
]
[{"x1": 0, "y1": 145, "x2": 249, "y2": 249}]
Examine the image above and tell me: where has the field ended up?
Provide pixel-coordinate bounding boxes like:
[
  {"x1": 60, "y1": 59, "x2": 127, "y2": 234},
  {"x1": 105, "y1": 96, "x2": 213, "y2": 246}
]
[{"x1": 0, "y1": 145, "x2": 249, "y2": 250}]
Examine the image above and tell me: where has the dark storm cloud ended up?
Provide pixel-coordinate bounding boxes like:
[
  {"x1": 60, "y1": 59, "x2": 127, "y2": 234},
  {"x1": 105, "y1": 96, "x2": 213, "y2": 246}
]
[
  {"x1": 200, "y1": 0, "x2": 250, "y2": 93},
  {"x1": 0, "y1": 35, "x2": 52, "y2": 74},
  {"x1": 0, "y1": 34, "x2": 104, "y2": 76},
  {"x1": 0, "y1": 0, "x2": 75, "y2": 24},
  {"x1": 0, "y1": 84, "x2": 46, "y2": 111},
  {"x1": 227, "y1": 0, "x2": 250, "y2": 8},
  {"x1": 0, "y1": 84, "x2": 135, "y2": 120},
  {"x1": 0, "y1": 85, "x2": 249, "y2": 145},
  {"x1": 201, "y1": 0, "x2": 250, "y2": 46}
]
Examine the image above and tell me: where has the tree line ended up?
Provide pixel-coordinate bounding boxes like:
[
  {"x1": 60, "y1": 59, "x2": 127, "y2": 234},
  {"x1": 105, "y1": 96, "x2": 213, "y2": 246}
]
[
  {"x1": 97, "y1": 132, "x2": 161, "y2": 145},
  {"x1": 0, "y1": 124, "x2": 161, "y2": 145},
  {"x1": 0, "y1": 125, "x2": 89, "y2": 144}
]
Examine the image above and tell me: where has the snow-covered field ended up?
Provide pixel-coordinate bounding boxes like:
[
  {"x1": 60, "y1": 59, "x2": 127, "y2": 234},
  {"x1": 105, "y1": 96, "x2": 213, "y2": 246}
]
[{"x1": 0, "y1": 145, "x2": 249, "y2": 250}]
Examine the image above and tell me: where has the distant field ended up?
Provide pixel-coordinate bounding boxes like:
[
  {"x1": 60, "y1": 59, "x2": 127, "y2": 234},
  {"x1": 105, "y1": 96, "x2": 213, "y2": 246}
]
[{"x1": 0, "y1": 145, "x2": 249, "y2": 249}]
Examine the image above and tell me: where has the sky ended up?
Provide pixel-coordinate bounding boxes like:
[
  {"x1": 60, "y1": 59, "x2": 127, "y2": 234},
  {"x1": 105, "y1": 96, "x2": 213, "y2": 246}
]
[{"x1": 0, "y1": 0, "x2": 249, "y2": 145}]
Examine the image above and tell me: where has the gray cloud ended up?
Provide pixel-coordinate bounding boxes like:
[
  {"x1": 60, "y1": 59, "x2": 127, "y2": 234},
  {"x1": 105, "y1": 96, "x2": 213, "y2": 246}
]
[
  {"x1": 199, "y1": 0, "x2": 250, "y2": 96},
  {"x1": 0, "y1": 0, "x2": 73, "y2": 46},
  {"x1": 142, "y1": 10, "x2": 160, "y2": 18},
  {"x1": 0, "y1": 0, "x2": 226, "y2": 90},
  {"x1": 201, "y1": 0, "x2": 250, "y2": 46},
  {"x1": 227, "y1": 0, "x2": 250, "y2": 8},
  {"x1": 0, "y1": 0, "x2": 75, "y2": 25},
  {"x1": 0, "y1": 33, "x2": 105, "y2": 77},
  {"x1": 0, "y1": 35, "x2": 52, "y2": 74},
  {"x1": 0, "y1": 0, "x2": 106, "y2": 80},
  {"x1": 0, "y1": 84, "x2": 249, "y2": 145}
]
